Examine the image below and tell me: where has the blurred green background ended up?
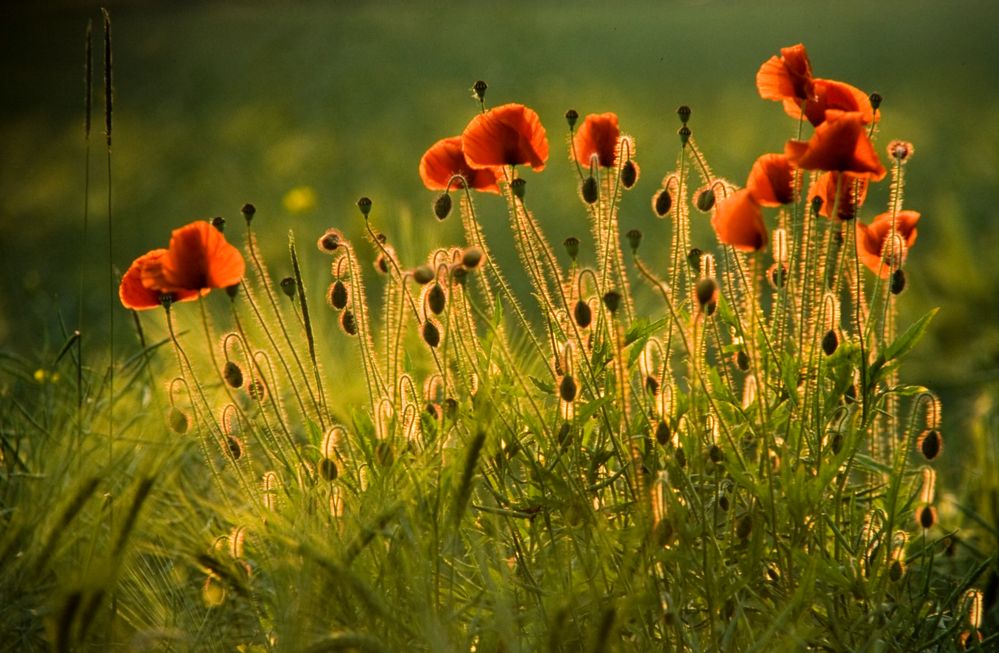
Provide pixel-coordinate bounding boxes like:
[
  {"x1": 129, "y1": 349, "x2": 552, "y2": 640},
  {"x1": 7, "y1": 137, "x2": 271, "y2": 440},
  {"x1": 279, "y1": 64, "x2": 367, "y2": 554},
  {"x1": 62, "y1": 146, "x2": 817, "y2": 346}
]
[{"x1": 1, "y1": 0, "x2": 997, "y2": 439}]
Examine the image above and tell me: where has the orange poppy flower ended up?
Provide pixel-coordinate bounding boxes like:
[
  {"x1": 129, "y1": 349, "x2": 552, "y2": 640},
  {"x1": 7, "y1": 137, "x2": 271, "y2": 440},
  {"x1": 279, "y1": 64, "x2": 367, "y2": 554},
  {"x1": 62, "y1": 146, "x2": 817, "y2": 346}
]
[
  {"x1": 785, "y1": 111, "x2": 886, "y2": 180},
  {"x1": 711, "y1": 189, "x2": 767, "y2": 252},
  {"x1": 756, "y1": 44, "x2": 815, "y2": 109},
  {"x1": 419, "y1": 136, "x2": 500, "y2": 194},
  {"x1": 461, "y1": 103, "x2": 549, "y2": 171},
  {"x1": 792, "y1": 78, "x2": 878, "y2": 126},
  {"x1": 856, "y1": 210, "x2": 920, "y2": 277},
  {"x1": 142, "y1": 221, "x2": 245, "y2": 293},
  {"x1": 573, "y1": 112, "x2": 620, "y2": 168},
  {"x1": 119, "y1": 249, "x2": 203, "y2": 310},
  {"x1": 807, "y1": 171, "x2": 869, "y2": 220},
  {"x1": 746, "y1": 153, "x2": 796, "y2": 206}
]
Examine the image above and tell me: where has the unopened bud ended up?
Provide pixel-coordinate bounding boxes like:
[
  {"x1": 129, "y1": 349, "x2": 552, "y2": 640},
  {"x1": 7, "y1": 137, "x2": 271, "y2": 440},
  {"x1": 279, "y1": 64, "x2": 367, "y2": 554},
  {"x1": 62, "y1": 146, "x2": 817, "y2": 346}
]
[
  {"x1": 340, "y1": 310, "x2": 358, "y2": 336},
  {"x1": 869, "y1": 92, "x2": 883, "y2": 110},
  {"x1": 654, "y1": 189, "x2": 673, "y2": 217},
  {"x1": 223, "y1": 361, "x2": 244, "y2": 388},
  {"x1": 412, "y1": 265, "x2": 435, "y2": 285},
  {"x1": 890, "y1": 269, "x2": 906, "y2": 295},
  {"x1": 318, "y1": 458, "x2": 338, "y2": 482},
  {"x1": 735, "y1": 350, "x2": 750, "y2": 371},
  {"x1": 427, "y1": 284, "x2": 446, "y2": 315},
  {"x1": 620, "y1": 160, "x2": 638, "y2": 189},
  {"x1": 695, "y1": 277, "x2": 718, "y2": 308},
  {"x1": 559, "y1": 375, "x2": 577, "y2": 402},
  {"x1": 736, "y1": 514, "x2": 753, "y2": 540},
  {"x1": 226, "y1": 436, "x2": 242, "y2": 461},
  {"x1": 247, "y1": 379, "x2": 266, "y2": 402},
  {"x1": 581, "y1": 176, "x2": 598, "y2": 204},
  {"x1": 687, "y1": 248, "x2": 702, "y2": 274},
  {"x1": 434, "y1": 193, "x2": 452, "y2": 220},
  {"x1": 241, "y1": 203, "x2": 256, "y2": 223},
  {"x1": 211, "y1": 216, "x2": 225, "y2": 232},
  {"x1": 769, "y1": 265, "x2": 787, "y2": 288},
  {"x1": 169, "y1": 407, "x2": 189, "y2": 434},
  {"x1": 317, "y1": 228, "x2": 343, "y2": 253},
  {"x1": 917, "y1": 505, "x2": 937, "y2": 530},
  {"x1": 422, "y1": 320, "x2": 441, "y2": 348},
  {"x1": 696, "y1": 188, "x2": 716, "y2": 212},
  {"x1": 917, "y1": 429, "x2": 942, "y2": 461},
  {"x1": 280, "y1": 277, "x2": 296, "y2": 299},
  {"x1": 822, "y1": 329, "x2": 839, "y2": 356},
  {"x1": 328, "y1": 280, "x2": 349, "y2": 310},
  {"x1": 655, "y1": 420, "x2": 671, "y2": 446},
  {"x1": 602, "y1": 290, "x2": 621, "y2": 314},
  {"x1": 573, "y1": 300, "x2": 592, "y2": 328}
]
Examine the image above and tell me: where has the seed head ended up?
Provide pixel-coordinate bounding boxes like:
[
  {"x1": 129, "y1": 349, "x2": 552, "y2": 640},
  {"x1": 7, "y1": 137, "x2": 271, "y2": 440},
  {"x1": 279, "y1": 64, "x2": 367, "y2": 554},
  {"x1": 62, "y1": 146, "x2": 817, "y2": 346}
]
[
  {"x1": 678, "y1": 125, "x2": 691, "y2": 147},
  {"x1": 869, "y1": 92, "x2": 883, "y2": 110},
  {"x1": 472, "y1": 80, "x2": 487, "y2": 103},
  {"x1": 888, "y1": 139, "x2": 914, "y2": 162},
  {"x1": 279, "y1": 277, "x2": 296, "y2": 299},
  {"x1": 510, "y1": 178, "x2": 526, "y2": 200},
  {"x1": 563, "y1": 236, "x2": 580, "y2": 261},
  {"x1": 211, "y1": 216, "x2": 226, "y2": 232},
  {"x1": 565, "y1": 108, "x2": 579, "y2": 130},
  {"x1": 626, "y1": 229, "x2": 642, "y2": 254},
  {"x1": 241, "y1": 203, "x2": 256, "y2": 224},
  {"x1": 676, "y1": 105, "x2": 691, "y2": 124},
  {"x1": 356, "y1": 196, "x2": 372, "y2": 217}
]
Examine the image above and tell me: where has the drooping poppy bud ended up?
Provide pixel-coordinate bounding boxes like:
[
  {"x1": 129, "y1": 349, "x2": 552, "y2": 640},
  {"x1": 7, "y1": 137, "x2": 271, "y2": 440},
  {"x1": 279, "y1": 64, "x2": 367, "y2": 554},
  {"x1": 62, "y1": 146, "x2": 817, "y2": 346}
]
[
  {"x1": 223, "y1": 361, "x2": 244, "y2": 388},
  {"x1": 412, "y1": 265, "x2": 435, "y2": 285},
  {"x1": 654, "y1": 189, "x2": 673, "y2": 217},
  {"x1": 422, "y1": 320, "x2": 441, "y2": 348},
  {"x1": 340, "y1": 310, "x2": 358, "y2": 336},
  {"x1": 279, "y1": 277, "x2": 296, "y2": 299},
  {"x1": 621, "y1": 160, "x2": 638, "y2": 189},
  {"x1": 559, "y1": 375, "x2": 578, "y2": 402},
  {"x1": 328, "y1": 280, "x2": 348, "y2": 310},
  {"x1": 573, "y1": 300, "x2": 592, "y2": 328},
  {"x1": 427, "y1": 284, "x2": 446, "y2": 315},
  {"x1": 822, "y1": 329, "x2": 839, "y2": 356},
  {"x1": 434, "y1": 193, "x2": 452, "y2": 220},
  {"x1": 602, "y1": 290, "x2": 621, "y2": 314},
  {"x1": 581, "y1": 176, "x2": 599, "y2": 204}
]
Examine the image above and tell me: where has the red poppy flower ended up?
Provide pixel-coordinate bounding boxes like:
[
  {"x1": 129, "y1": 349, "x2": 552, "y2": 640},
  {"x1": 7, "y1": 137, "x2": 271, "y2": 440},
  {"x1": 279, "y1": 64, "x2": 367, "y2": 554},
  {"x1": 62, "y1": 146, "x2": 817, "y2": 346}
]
[
  {"x1": 419, "y1": 136, "x2": 500, "y2": 194},
  {"x1": 746, "y1": 153, "x2": 796, "y2": 206},
  {"x1": 119, "y1": 249, "x2": 203, "y2": 310},
  {"x1": 142, "y1": 221, "x2": 245, "y2": 293},
  {"x1": 808, "y1": 171, "x2": 869, "y2": 220},
  {"x1": 791, "y1": 78, "x2": 878, "y2": 126},
  {"x1": 756, "y1": 44, "x2": 815, "y2": 108},
  {"x1": 573, "y1": 112, "x2": 620, "y2": 168},
  {"x1": 461, "y1": 103, "x2": 549, "y2": 171},
  {"x1": 856, "y1": 210, "x2": 920, "y2": 277},
  {"x1": 711, "y1": 189, "x2": 768, "y2": 252},
  {"x1": 785, "y1": 111, "x2": 886, "y2": 180}
]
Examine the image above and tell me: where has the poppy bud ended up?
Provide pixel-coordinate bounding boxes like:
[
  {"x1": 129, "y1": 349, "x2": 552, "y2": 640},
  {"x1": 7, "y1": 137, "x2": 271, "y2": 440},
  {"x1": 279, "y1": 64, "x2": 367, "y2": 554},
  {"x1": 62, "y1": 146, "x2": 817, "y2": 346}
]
[
  {"x1": 678, "y1": 126, "x2": 691, "y2": 147},
  {"x1": 695, "y1": 188, "x2": 716, "y2": 212},
  {"x1": 719, "y1": 495, "x2": 729, "y2": 511},
  {"x1": 223, "y1": 361, "x2": 244, "y2": 388},
  {"x1": 356, "y1": 196, "x2": 372, "y2": 218},
  {"x1": 247, "y1": 379, "x2": 266, "y2": 402},
  {"x1": 422, "y1": 320, "x2": 441, "y2": 348},
  {"x1": 602, "y1": 290, "x2": 621, "y2": 314},
  {"x1": 427, "y1": 284, "x2": 446, "y2": 315},
  {"x1": 563, "y1": 236, "x2": 580, "y2": 261},
  {"x1": 461, "y1": 246, "x2": 483, "y2": 269},
  {"x1": 581, "y1": 176, "x2": 598, "y2": 204},
  {"x1": 675, "y1": 446, "x2": 686, "y2": 468},
  {"x1": 869, "y1": 92, "x2": 883, "y2": 110},
  {"x1": 279, "y1": 277, "x2": 296, "y2": 299},
  {"x1": 830, "y1": 430, "x2": 844, "y2": 454},
  {"x1": 211, "y1": 216, "x2": 225, "y2": 232},
  {"x1": 709, "y1": 444, "x2": 724, "y2": 464},
  {"x1": 655, "y1": 420, "x2": 671, "y2": 446},
  {"x1": 822, "y1": 329, "x2": 839, "y2": 356},
  {"x1": 917, "y1": 429, "x2": 942, "y2": 461},
  {"x1": 340, "y1": 310, "x2": 357, "y2": 336},
  {"x1": 695, "y1": 278, "x2": 718, "y2": 309},
  {"x1": 573, "y1": 300, "x2": 592, "y2": 328},
  {"x1": 687, "y1": 248, "x2": 702, "y2": 274},
  {"x1": 375, "y1": 441, "x2": 394, "y2": 467},
  {"x1": 888, "y1": 558, "x2": 905, "y2": 582},
  {"x1": 620, "y1": 160, "x2": 638, "y2": 189},
  {"x1": 425, "y1": 401, "x2": 442, "y2": 421},
  {"x1": 328, "y1": 280, "x2": 348, "y2": 310},
  {"x1": 472, "y1": 80, "x2": 487, "y2": 103},
  {"x1": 559, "y1": 375, "x2": 577, "y2": 403},
  {"x1": 241, "y1": 203, "x2": 256, "y2": 223},
  {"x1": 626, "y1": 229, "x2": 642, "y2": 254},
  {"x1": 917, "y1": 505, "x2": 937, "y2": 529},
  {"x1": 317, "y1": 228, "x2": 343, "y2": 253},
  {"x1": 810, "y1": 195, "x2": 824, "y2": 216},
  {"x1": 169, "y1": 407, "x2": 189, "y2": 434},
  {"x1": 318, "y1": 458, "x2": 338, "y2": 482},
  {"x1": 444, "y1": 397, "x2": 458, "y2": 419},
  {"x1": 557, "y1": 421, "x2": 572, "y2": 449},
  {"x1": 412, "y1": 266, "x2": 434, "y2": 285},
  {"x1": 451, "y1": 265, "x2": 468, "y2": 285},
  {"x1": 374, "y1": 253, "x2": 390, "y2": 274},
  {"x1": 225, "y1": 284, "x2": 240, "y2": 300},
  {"x1": 226, "y1": 436, "x2": 242, "y2": 461},
  {"x1": 736, "y1": 514, "x2": 753, "y2": 540},
  {"x1": 735, "y1": 350, "x2": 750, "y2": 371},
  {"x1": 676, "y1": 105, "x2": 691, "y2": 124},
  {"x1": 565, "y1": 109, "x2": 579, "y2": 130},
  {"x1": 654, "y1": 189, "x2": 673, "y2": 217},
  {"x1": 510, "y1": 178, "x2": 526, "y2": 200},
  {"x1": 432, "y1": 192, "x2": 453, "y2": 220},
  {"x1": 890, "y1": 269, "x2": 906, "y2": 295}
]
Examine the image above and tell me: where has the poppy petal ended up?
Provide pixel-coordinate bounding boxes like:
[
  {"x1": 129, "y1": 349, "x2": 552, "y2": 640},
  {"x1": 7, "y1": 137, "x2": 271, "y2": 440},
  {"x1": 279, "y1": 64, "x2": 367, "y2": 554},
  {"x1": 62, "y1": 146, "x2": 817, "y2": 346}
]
[
  {"x1": 756, "y1": 44, "x2": 814, "y2": 104},
  {"x1": 155, "y1": 221, "x2": 245, "y2": 291},
  {"x1": 462, "y1": 103, "x2": 549, "y2": 171},
  {"x1": 121, "y1": 249, "x2": 201, "y2": 310},
  {"x1": 711, "y1": 189, "x2": 768, "y2": 252},
  {"x1": 419, "y1": 136, "x2": 500, "y2": 194},
  {"x1": 746, "y1": 153, "x2": 796, "y2": 206},
  {"x1": 807, "y1": 172, "x2": 869, "y2": 220},
  {"x1": 785, "y1": 111, "x2": 886, "y2": 180},
  {"x1": 857, "y1": 210, "x2": 921, "y2": 277},
  {"x1": 573, "y1": 113, "x2": 620, "y2": 168}
]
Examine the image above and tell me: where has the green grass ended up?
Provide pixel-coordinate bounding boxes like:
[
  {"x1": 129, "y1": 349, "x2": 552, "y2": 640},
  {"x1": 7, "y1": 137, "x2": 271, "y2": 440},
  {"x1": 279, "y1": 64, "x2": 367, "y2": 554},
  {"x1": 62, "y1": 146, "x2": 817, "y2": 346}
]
[{"x1": 1, "y1": 2, "x2": 998, "y2": 650}]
